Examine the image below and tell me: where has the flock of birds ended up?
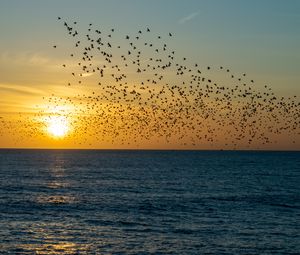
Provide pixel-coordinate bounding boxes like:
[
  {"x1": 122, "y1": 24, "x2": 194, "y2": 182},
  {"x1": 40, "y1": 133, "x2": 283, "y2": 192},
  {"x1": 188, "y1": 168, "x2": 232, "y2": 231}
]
[{"x1": 1, "y1": 17, "x2": 299, "y2": 148}]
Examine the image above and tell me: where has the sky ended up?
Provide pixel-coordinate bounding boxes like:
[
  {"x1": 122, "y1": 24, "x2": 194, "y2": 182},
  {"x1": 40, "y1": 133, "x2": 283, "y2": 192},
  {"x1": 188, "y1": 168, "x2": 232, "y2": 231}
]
[{"x1": 0, "y1": 0, "x2": 299, "y2": 150}]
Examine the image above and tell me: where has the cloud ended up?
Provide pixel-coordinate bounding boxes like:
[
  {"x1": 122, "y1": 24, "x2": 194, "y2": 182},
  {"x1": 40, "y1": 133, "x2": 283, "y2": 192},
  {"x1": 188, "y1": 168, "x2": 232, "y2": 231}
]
[
  {"x1": 0, "y1": 51, "x2": 77, "y2": 70},
  {"x1": 0, "y1": 83, "x2": 46, "y2": 96},
  {"x1": 28, "y1": 54, "x2": 50, "y2": 66},
  {"x1": 1, "y1": 51, "x2": 50, "y2": 66},
  {"x1": 81, "y1": 73, "x2": 94, "y2": 77},
  {"x1": 178, "y1": 11, "x2": 199, "y2": 24}
]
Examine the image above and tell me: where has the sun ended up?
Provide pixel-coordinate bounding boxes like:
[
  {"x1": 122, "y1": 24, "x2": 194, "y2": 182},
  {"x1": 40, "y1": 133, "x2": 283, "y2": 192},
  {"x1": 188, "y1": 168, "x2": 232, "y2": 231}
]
[{"x1": 47, "y1": 116, "x2": 70, "y2": 138}]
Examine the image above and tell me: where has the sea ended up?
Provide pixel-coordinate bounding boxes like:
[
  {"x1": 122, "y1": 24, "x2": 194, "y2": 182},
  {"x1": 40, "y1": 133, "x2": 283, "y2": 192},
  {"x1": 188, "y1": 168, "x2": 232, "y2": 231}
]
[{"x1": 0, "y1": 149, "x2": 299, "y2": 254}]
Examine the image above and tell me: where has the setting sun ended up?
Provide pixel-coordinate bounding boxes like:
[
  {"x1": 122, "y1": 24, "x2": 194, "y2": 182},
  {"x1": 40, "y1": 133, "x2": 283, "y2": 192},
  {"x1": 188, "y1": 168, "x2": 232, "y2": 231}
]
[{"x1": 47, "y1": 116, "x2": 70, "y2": 138}]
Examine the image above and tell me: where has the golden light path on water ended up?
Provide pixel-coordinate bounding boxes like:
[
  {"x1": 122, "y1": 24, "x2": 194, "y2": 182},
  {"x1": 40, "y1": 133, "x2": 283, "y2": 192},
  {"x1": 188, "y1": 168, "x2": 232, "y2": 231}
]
[{"x1": 5, "y1": 153, "x2": 84, "y2": 254}]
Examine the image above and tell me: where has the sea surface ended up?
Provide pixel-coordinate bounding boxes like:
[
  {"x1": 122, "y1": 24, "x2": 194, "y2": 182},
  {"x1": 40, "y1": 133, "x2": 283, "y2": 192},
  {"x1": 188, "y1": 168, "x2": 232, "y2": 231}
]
[{"x1": 0, "y1": 150, "x2": 299, "y2": 254}]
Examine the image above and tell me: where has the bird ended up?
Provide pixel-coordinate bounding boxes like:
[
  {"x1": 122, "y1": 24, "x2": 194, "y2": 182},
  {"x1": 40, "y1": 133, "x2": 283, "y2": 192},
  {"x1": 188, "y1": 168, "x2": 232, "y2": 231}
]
[{"x1": 38, "y1": 17, "x2": 300, "y2": 149}]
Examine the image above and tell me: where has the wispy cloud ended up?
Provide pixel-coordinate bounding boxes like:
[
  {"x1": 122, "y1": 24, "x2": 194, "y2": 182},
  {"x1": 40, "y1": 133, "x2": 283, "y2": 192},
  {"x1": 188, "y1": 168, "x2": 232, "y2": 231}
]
[
  {"x1": 0, "y1": 84, "x2": 46, "y2": 96},
  {"x1": 0, "y1": 51, "x2": 79, "y2": 70},
  {"x1": 1, "y1": 51, "x2": 50, "y2": 66},
  {"x1": 178, "y1": 11, "x2": 199, "y2": 24},
  {"x1": 81, "y1": 73, "x2": 94, "y2": 77}
]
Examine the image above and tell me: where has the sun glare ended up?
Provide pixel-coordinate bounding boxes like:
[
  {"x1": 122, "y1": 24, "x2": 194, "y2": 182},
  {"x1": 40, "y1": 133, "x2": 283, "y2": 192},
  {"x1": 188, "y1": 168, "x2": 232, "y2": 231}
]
[{"x1": 47, "y1": 116, "x2": 69, "y2": 138}]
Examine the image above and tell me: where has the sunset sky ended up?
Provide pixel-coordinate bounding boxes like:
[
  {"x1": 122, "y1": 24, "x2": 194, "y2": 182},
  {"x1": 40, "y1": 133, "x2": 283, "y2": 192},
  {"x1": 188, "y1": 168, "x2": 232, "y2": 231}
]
[{"x1": 0, "y1": 0, "x2": 299, "y2": 149}]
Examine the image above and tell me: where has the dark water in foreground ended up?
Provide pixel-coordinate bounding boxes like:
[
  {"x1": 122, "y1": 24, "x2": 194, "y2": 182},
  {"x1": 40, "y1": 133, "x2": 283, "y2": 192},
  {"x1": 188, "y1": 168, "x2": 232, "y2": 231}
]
[{"x1": 0, "y1": 150, "x2": 299, "y2": 254}]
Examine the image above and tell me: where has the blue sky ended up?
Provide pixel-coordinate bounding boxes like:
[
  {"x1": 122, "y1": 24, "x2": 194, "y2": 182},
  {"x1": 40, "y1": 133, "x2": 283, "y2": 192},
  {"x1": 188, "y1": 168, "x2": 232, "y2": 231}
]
[{"x1": 1, "y1": 0, "x2": 299, "y2": 94}]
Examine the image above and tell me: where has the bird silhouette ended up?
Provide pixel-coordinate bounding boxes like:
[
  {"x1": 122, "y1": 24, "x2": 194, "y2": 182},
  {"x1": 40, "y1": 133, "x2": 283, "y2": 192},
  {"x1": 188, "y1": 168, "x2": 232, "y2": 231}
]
[{"x1": 10, "y1": 17, "x2": 297, "y2": 149}]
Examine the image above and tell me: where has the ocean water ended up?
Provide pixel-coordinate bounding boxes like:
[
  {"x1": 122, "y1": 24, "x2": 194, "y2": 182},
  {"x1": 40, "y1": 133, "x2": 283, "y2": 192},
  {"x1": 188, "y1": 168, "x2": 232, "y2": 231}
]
[{"x1": 0, "y1": 150, "x2": 299, "y2": 254}]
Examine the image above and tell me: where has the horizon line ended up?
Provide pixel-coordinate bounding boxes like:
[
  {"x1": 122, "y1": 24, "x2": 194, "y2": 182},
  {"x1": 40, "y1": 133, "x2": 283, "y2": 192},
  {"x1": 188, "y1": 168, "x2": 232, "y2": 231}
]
[{"x1": 0, "y1": 148, "x2": 299, "y2": 152}]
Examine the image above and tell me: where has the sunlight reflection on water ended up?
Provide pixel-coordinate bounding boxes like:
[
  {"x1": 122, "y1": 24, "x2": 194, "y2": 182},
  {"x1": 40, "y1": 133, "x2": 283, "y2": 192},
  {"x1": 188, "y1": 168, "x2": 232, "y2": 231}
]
[
  {"x1": 36, "y1": 195, "x2": 77, "y2": 204},
  {"x1": 47, "y1": 181, "x2": 69, "y2": 189},
  {"x1": 29, "y1": 155, "x2": 83, "y2": 253},
  {"x1": 41, "y1": 155, "x2": 75, "y2": 202},
  {"x1": 20, "y1": 242, "x2": 87, "y2": 254}
]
